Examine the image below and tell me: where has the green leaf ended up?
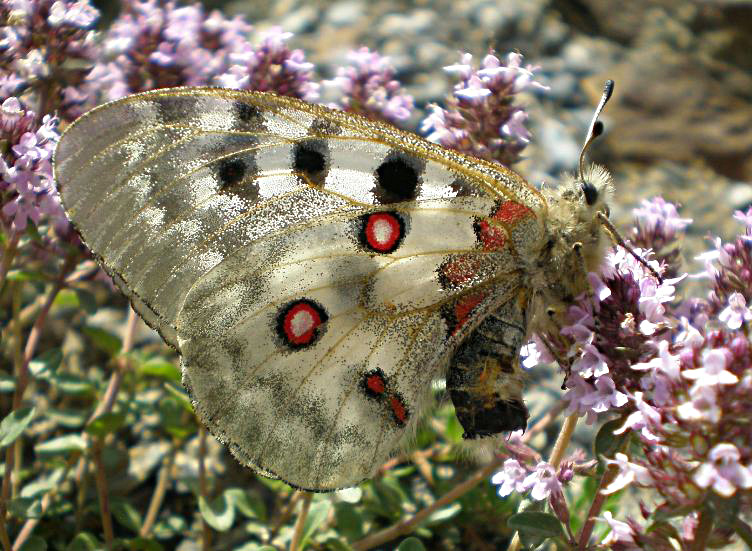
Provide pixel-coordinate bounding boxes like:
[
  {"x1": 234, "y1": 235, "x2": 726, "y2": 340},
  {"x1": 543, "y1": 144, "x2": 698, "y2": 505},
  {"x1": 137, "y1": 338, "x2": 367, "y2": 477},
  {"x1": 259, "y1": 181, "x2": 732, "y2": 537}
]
[
  {"x1": 297, "y1": 501, "x2": 331, "y2": 550},
  {"x1": 152, "y1": 515, "x2": 187, "y2": 539},
  {"x1": 74, "y1": 288, "x2": 97, "y2": 314},
  {"x1": 122, "y1": 537, "x2": 163, "y2": 551},
  {"x1": 65, "y1": 533, "x2": 101, "y2": 551},
  {"x1": 111, "y1": 497, "x2": 142, "y2": 533},
  {"x1": 46, "y1": 408, "x2": 88, "y2": 428},
  {"x1": 35, "y1": 434, "x2": 86, "y2": 457},
  {"x1": 49, "y1": 373, "x2": 95, "y2": 395},
  {"x1": 139, "y1": 359, "x2": 180, "y2": 381},
  {"x1": 7, "y1": 497, "x2": 43, "y2": 519},
  {"x1": 53, "y1": 289, "x2": 81, "y2": 309},
  {"x1": 17, "y1": 535, "x2": 47, "y2": 551},
  {"x1": 0, "y1": 374, "x2": 15, "y2": 393},
  {"x1": 426, "y1": 503, "x2": 461, "y2": 524},
  {"x1": 507, "y1": 512, "x2": 564, "y2": 538},
  {"x1": 334, "y1": 502, "x2": 364, "y2": 540},
  {"x1": 396, "y1": 537, "x2": 426, "y2": 551},
  {"x1": 6, "y1": 269, "x2": 46, "y2": 282},
  {"x1": 594, "y1": 418, "x2": 628, "y2": 459},
  {"x1": 199, "y1": 492, "x2": 235, "y2": 531},
  {"x1": 82, "y1": 326, "x2": 122, "y2": 356},
  {"x1": 0, "y1": 407, "x2": 35, "y2": 448},
  {"x1": 20, "y1": 468, "x2": 65, "y2": 498},
  {"x1": 85, "y1": 411, "x2": 126, "y2": 437},
  {"x1": 28, "y1": 348, "x2": 62, "y2": 377},
  {"x1": 163, "y1": 381, "x2": 193, "y2": 413},
  {"x1": 225, "y1": 488, "x2": 262, "y2": 520}
]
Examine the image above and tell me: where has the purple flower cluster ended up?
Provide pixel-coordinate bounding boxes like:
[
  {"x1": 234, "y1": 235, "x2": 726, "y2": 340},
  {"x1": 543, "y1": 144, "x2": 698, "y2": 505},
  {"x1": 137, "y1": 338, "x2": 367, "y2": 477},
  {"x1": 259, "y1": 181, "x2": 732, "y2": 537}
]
[
  {"x1": 420, "y1": 51, "x2": 547, "y2": 166},
  {"x1": 216, "y1": 26, "x2": 318, "y2": 101},
  {"x1": 325, "y1": 47, "x2": 413, "y2": 123},
  {"x1": 0, "y1": 0, "x2": 99, "y2": 118},
  {"x1": 492, "y1": 456, "x2": 566, "y2": 502},
  {"x1": 700, "y1": 209, "x2": 752, "y2": 316},
  {"x1": 80, "y1": 0, "x2": 250, "y2": 108},
  {"x1": 0, "y1": 96, "x2": 63, "y2": 234},
  {"x1": 517, "y1": 199, "x2": 752, "y2": 548}
]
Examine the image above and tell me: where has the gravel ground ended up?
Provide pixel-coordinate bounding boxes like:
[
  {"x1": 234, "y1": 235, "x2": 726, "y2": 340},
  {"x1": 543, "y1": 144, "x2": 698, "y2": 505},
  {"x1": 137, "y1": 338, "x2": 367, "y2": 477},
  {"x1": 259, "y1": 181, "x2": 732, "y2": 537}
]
[{"x1": 220, "y1": 0, "x2": 752, "y2": 266}]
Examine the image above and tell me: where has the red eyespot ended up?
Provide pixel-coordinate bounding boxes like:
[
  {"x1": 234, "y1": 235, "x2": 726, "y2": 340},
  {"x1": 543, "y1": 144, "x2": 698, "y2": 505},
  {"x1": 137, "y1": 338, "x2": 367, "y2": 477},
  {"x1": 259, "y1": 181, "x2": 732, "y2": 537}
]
[
  {"x1": 276, "y1": 299, "x2": 328, "y2": 348},
  {"x1": 360, "y1": 212, "x2": 405, "y2": 253}
]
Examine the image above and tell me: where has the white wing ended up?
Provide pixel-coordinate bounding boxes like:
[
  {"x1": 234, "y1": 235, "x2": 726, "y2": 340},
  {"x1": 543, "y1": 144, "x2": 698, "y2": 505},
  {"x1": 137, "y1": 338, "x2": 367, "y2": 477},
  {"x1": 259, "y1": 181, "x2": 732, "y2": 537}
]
[{"x1": 54, "y1": 87, "x2": 546, "y2": 490}]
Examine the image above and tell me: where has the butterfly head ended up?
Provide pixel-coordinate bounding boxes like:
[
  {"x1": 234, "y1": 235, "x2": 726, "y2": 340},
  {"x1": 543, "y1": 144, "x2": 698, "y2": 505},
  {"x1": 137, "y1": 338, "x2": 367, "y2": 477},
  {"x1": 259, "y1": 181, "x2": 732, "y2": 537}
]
[{"x1": 532, "y1": 81, "x2": 617, "y2": 327}]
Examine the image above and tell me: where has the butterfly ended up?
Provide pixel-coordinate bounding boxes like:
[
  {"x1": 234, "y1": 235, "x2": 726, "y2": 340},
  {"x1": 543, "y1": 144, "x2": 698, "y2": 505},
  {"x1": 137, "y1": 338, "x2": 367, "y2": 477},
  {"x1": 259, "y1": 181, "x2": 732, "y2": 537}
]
[{"x1": 54, "y1": 82, "x2": 616, "y2": 492}]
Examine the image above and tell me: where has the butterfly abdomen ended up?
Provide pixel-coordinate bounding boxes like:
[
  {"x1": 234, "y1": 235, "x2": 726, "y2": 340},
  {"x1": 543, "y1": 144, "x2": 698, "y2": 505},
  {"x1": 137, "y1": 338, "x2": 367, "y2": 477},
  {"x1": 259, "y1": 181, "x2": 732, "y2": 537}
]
[{"x1": 447, "y1": 291, "x2": 529, "y2": 439}]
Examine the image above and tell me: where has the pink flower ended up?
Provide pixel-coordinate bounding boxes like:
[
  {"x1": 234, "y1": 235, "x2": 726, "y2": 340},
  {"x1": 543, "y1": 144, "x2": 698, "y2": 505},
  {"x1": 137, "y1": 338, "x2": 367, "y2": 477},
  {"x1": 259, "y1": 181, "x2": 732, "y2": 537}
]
[
  {"x1": 599, "y1": 511, "x2": 637, "y2": 546},
  {"x1": 682, "y1": 348, "x2": 738, "y2": 387},
  {"x1": 693, "y1": 444, "x2": 752, "y2": 497},
  {"x1": 718, "y1": 292, "x2": 752, "y2": 330},
  {"x1": 523, "y1": 462, "x2": 562, "y2": 501},
  {"x1": 602, "y1": 453, "x2": 653, "y2": 494},
  {"x1": 491, "y1": 459, "x2": 529, "y2": 497}
]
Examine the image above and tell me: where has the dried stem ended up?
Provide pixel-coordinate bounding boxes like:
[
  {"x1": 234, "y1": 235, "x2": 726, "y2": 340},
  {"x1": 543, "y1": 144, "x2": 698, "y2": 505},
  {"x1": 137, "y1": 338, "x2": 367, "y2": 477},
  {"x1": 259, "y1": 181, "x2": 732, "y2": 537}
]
[
  {"x1": 74, "y1": 308, "x2": 138, "y2": 484},
  {"x1": 92, "y1": 439, "x2": 114, "y2": 547},
  {"x1": 199, "y1": 425, "x2": 211, "y2": 551},
  {"x1": 270, "y1": 490, "x2": 303, "y2": 538},
  {"x1": 732, "y1": 516, "x2": 752, "y2": 547},
  {"x1": 0, "y1": 232, "x2": 20, "y2": 293},
  {"x1": 352, "y1": 401, "x2": 565, "y2": 551},
  {"x1": 290, "y1": 491, "x2": 313, "y2": 551},
  {"x1": 691, "y1": 505, "x2": 713, "y2": 551},
  {"x1": 12, "y1": 458, "x2": 76, "y2": 550},
  {"x1": 140, "y1": 444, "x2": 178, "y2": 537}
]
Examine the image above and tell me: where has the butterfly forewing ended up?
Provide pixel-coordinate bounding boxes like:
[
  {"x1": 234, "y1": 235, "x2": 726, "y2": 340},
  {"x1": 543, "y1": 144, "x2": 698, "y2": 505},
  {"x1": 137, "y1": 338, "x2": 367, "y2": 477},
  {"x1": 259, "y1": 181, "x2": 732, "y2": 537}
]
[{"x1": 54, "y1": 87, "x2": 547, "y2": 490}]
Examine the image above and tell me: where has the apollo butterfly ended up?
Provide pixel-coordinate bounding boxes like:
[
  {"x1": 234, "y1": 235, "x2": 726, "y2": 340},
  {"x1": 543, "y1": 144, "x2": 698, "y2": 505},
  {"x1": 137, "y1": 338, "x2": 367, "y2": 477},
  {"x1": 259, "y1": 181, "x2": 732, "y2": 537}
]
[{"x1": 54, "y1": 82, "x2": 616, "y2": 491}]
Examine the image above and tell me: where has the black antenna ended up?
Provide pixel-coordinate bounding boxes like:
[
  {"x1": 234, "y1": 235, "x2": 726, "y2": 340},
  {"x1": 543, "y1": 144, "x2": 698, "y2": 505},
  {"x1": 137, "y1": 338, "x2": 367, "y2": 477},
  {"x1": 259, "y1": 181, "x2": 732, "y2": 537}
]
[{"x1": 578, "y1": 80, "x2": 614, "y2": 181}]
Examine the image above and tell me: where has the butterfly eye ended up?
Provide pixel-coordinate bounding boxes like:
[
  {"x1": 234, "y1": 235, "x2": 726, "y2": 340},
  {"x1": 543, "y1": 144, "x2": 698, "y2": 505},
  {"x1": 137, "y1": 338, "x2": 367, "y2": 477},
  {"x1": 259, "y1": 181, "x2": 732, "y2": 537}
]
[{"x1": 581, "y1": 181, "x2": 598, "y2": 206}]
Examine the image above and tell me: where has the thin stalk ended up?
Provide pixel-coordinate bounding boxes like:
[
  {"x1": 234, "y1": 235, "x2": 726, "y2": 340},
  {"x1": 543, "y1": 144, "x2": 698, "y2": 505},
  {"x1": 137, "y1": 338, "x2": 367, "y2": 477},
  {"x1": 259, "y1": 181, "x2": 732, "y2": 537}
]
[
  {"x1": 508, "y1": 413, "x2": 579, "y2": 551},
  {"x1": 140, "y1": 445, "x2": 178, "y2": 537},
  {"x1": 92, "y1": 439, "x2": 114, "y2": 548},
  {"x1": 199, "y1": 425, "x2": 211, "y2": 551},
  {"x1": 575, "y1": 465, "x2": 620, "y2": 550},
  {"x1": 0, "y1": 232, "x2": 20, "y2": 294},
  {"x1": 290, "y1": 492, "x2": 313, "y2": 551}
]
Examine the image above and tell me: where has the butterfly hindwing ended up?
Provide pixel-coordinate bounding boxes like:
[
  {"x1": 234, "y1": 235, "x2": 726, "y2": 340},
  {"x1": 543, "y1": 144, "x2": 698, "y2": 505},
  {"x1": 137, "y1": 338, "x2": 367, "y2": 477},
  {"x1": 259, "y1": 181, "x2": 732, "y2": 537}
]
[{"x1": 54, "y1": 87, "x2": 548, "y2": 490}]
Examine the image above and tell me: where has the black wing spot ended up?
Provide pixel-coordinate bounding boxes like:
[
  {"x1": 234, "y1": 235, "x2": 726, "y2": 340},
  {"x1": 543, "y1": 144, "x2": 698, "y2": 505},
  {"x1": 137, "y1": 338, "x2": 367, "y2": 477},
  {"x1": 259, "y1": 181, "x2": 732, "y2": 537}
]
[
  {"x1": 373, "y1": 152, "x2": 423, "y2": 203},
  {"x1": 233, "y1": 102, "x2": 264, "y2": 131},
  {"x1": 293, "y1": 139, "x2": 329, "y2": 187},
  {"x1": 217, "y1": 158, "x2": 247, "y2": 189},
  {"x1": 155, "y1": 96, "x2": 200, "y2": 124}
]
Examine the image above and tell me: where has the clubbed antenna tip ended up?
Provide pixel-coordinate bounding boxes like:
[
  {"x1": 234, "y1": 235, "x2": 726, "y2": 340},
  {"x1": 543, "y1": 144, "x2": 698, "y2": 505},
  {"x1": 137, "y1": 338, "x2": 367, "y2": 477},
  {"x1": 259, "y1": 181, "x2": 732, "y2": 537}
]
[{"x1": 578, "y1": 80, "x2": 614, "y2": 180}]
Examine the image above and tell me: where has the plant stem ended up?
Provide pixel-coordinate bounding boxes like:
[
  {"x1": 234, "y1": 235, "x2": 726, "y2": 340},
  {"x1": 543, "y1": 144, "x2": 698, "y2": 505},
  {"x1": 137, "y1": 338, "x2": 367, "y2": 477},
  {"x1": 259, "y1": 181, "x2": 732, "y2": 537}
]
[
  {"x1": 199, "y1": 425, "x2": 211, "y2": 551},
  {"x1": 691, "y1": 505, "x2": 713, "y2": 551},
  {"x1": 140, "y1": 444, "x2": 177, "y2": 537},
  {"x1": 575, "y1": 464, "x2": 619, "y2": 550},
  {"x1": 508, "y1": 413, "x2": 579, "y2": 551},
  {"x1": 290, "y1": 491, "x2": 313, "y2": 551},
  {"x1": 92, "y1": 439, "x2": 114, "y2": 548}
]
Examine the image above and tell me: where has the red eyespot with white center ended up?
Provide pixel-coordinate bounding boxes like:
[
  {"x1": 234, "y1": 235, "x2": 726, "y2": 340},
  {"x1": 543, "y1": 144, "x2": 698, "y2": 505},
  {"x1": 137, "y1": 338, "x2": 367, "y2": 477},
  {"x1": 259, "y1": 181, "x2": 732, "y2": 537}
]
[
  {"x1": 276, "y1": 299, "x2": 328, "y2": 349},
  {"x1": 359, "y1": 211, "x2": 405, "y2": 253}
]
